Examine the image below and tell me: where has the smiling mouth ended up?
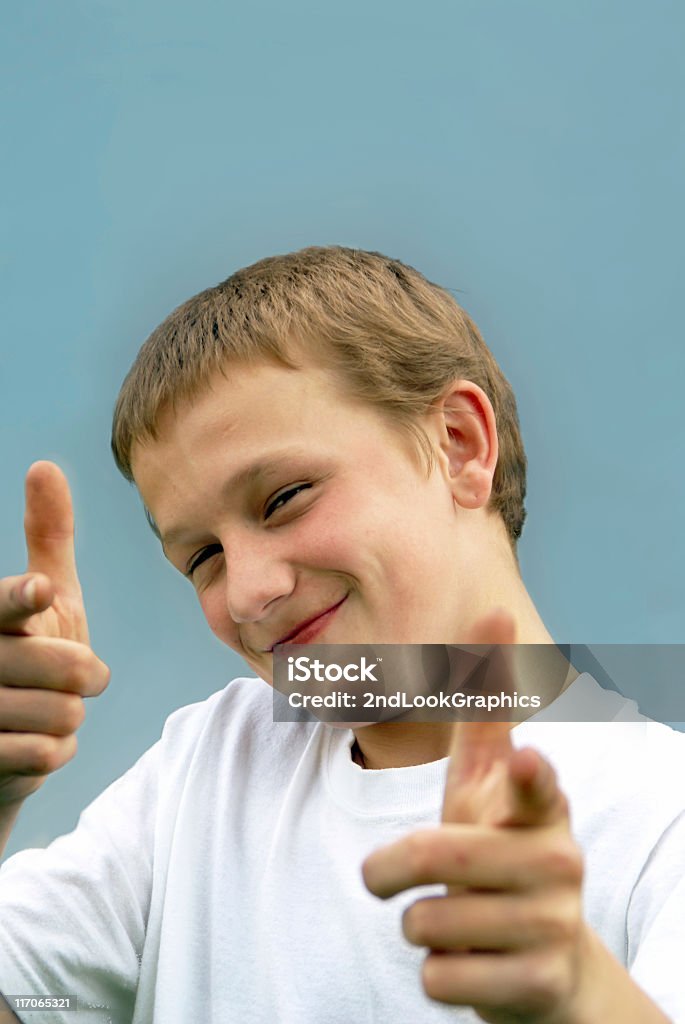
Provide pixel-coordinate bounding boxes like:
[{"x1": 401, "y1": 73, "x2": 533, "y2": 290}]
[{"x1": 269, "y1": 595, "x2": 349, "y2": 651}]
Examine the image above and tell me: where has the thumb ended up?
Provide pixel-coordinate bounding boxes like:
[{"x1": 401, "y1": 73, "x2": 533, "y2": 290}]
[
  {"x1": 442, "y1": 608, "x2": 517, "y2": 824},
  {"x1": 24, "y1": 461, "x2": 85, "y2": 609}
]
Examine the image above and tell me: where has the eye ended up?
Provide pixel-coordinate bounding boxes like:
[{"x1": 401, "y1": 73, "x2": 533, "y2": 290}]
[
  {"x1": 265, "y1": 483, "x2": 313, "y2": 519},
  {"x1": 186, "y1": 544, "x2": 222, "y2": 578}
]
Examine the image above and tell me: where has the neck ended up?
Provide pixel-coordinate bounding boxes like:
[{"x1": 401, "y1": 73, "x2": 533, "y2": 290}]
[{"x1": 351, "y1": 723, "x2": 456, "y2": 770}]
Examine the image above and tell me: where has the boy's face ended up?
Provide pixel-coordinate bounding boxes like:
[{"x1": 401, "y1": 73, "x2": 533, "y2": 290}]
[{"x1": 131, "y1": 360, "x2": 476, "y2": 684}]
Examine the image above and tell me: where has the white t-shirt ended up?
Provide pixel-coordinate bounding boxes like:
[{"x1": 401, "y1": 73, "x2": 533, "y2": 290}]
[{"x1": 0, "y1": 673, "x2": 684, "y2": 1023}]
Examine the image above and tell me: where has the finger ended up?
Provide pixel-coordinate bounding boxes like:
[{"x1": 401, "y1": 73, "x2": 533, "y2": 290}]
[
  {"x1": 403, "y1": 890, "x2": 579, "y2": 952},
  {"x1": 0, "y1": 573, "x2": 53, "y2": 632},
  {"x1": 422, "y1": 948, "x2": 568, "y2": 1011},
  {"x1": 362, "y1": 825, "x2": 582, "y2": 899},
  {"x1": 0, "y1": 635, "x2": 111, "y2": 697},
  {"x1": 443, "y1": 608, "x2": 517, "y2": 823},
  {"x1": 506, "y1": 746, "x2": 570, "y2": 827},
  {"x1": 24, "y1": 462, "x2": 82, "y2": 601},
  {"x1": 0, "y1": 732, "x2": 78, "y2": 779},
  {"x1": 0, "y1": 687, "x2": 85, "y2": 737}
]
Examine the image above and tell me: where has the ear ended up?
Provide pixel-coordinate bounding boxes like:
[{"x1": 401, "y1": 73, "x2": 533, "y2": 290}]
[{"x1": 430, "y1": 380, "x2": 499, "y2": 510}]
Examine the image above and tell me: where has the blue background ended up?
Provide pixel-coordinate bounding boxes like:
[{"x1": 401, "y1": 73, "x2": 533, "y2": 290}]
[{"x1": 1, "y1": 0, "x2": 683, "y2": 857}]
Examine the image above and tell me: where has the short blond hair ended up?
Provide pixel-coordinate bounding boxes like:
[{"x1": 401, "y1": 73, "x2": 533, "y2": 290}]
[{"x1": 111, "y1": 246, "x2": 527, "y2": 545}]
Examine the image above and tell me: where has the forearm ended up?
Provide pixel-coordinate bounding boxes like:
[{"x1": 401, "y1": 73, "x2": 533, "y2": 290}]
[
  {"x1": 564, "y1": 927, "x2": 672, "y2": 1024},
  {"x1": 0, "y1": 992, "x2": 21, "y2": 1023},
  {"x1": 0, "y1": 801, "x2": 23, "y2": 862}
]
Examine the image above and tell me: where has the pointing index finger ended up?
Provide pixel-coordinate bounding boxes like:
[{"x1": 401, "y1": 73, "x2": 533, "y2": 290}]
[
  {"x1": 24, "y1": 462, "x2": 82, "y2": 599},
  {"x1": 442, "y1": 609, "x2": 517, "y2": 825},
  {"x1": 22, "y1": 461, "x2": 90, "y2": 645}
]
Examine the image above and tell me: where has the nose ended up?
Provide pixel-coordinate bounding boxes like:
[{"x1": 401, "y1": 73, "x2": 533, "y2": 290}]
[{"x1": 222, "y1": 533, "x2": 296, "y2": 624}]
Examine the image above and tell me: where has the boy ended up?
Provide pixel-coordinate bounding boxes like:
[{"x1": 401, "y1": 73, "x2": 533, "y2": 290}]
[{"x1": 0, "y1": 247, "x2": 683, "y2": 1022}]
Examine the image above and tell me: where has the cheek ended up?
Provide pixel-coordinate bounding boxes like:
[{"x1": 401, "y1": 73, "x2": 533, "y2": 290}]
[
  {"x1": 288, "y1": 506, "x2": 358, "y2": 568},
  {"x1": 197, "y1": 588, "x2": 238, "y2": 648},
  {"x1": 378, "y1": 512, "x2": 456, "y2": 606}
]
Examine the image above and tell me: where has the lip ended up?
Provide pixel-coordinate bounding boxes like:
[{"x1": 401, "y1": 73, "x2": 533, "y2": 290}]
[{"x1": 270, "y1": 595, "x2": 348, "y2": 650}]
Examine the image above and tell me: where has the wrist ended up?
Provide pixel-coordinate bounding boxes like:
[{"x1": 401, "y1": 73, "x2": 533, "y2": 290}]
[
  {"x1": 0, "y1": 798, "x2": 24, "y2": 860},
  {"x1": 559, "y1": 925, "x2": 671, "y2": 1024}
]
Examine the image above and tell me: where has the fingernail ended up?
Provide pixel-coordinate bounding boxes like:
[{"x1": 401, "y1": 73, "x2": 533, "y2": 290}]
[{"x1": 20, "y1": 578, "x2": 36, "y2": 608}]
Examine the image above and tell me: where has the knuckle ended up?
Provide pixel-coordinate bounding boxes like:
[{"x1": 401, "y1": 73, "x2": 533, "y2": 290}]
[
  {"x1": 421, "y1": 954, "x2": 439, "y2": 998},
  {"x1": 421, "y1": 953, "x2": 451, "y2": 1001},
  {"x1": 62, "y1": 732, "x2": 78, "y2": 764},
  {"x1": 541, "y1": 836, "x2": 583, "y2": 883},
  {"x1": 58, "y1": 693, "x2": 86, "y2": 734},
  {"x1": 522, "y1": 955, "x2": 569, "y2": 1012},
  {"x1": 29, "y1": 736, "x2": 63, "y2": 775},
  {"x1": 402, "y1": 901, "x2": 430, "y2": 946},
  {"x1": 96, "y1": 660, "x2": 112, "y2": 693},
  {"x1": 534, "y1": 896, "x2": 580, "y2": 944},
  {"x1": 63, "y1": 646, "x2": 97, "y2": 692}
]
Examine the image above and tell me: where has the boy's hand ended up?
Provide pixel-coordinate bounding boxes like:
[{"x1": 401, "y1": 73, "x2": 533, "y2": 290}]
[
  {"x1": 362, "y1": 610, "x2": 592, "y2": 1024},
  {"x1": 0, "y1": 462, "x2": 110, "y2": 809}
]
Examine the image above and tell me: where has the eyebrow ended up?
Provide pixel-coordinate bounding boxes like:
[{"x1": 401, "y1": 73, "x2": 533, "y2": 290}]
[{"x1": 157, "y1": 448, "x2": 314, "y2": 552}]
